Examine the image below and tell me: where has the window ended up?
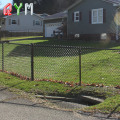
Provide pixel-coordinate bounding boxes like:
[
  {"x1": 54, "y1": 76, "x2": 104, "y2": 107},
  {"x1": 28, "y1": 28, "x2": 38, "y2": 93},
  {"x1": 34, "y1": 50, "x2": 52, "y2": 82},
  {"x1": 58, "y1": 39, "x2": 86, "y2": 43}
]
[
  {"x1": 33, "y1": 20, "x2": 41, "y2": 25},
  {"x1": 74, "y1": 11, "x2": 79, "y2": 22},
  {"x1": 12, "y1": 20, "x2": 17, "y2": 24},
  {"x1": 92, "y1": 8, "x2": 103, "y2": 24},
  {"x1": 35, "y1": 21, "x2": 40, "y2": 25},
  {"x1": 1, "y1": 19, "x2": 5, "y2": 25}
]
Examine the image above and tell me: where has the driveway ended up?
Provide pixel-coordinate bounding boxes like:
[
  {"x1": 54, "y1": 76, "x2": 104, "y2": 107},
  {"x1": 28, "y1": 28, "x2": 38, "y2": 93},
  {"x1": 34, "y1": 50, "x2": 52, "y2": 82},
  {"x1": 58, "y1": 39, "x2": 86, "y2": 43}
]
[{"x1": 0, "y1": 87, "x2": 118, "y2": 120}]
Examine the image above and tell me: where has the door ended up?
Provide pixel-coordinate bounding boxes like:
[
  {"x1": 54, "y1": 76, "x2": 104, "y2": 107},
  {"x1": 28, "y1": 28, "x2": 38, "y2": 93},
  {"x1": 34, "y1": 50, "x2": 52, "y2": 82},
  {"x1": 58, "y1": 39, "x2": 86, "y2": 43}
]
[{"x1": 45, "y1": 22, "x2": 62, "y2": 37}]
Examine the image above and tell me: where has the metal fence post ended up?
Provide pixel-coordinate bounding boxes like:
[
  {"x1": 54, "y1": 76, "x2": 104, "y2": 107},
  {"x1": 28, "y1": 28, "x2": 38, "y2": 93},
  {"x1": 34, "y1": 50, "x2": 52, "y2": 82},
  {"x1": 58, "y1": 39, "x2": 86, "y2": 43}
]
[
  {"x1": 2, "y1": 42, "x2": 4, "y2": 72},
  {"x1": 31, "y1": 43, "x2": 34, "y2": 81},
  {"x1": 79, "y1": 47, "x2": 82, "y2": 86}
]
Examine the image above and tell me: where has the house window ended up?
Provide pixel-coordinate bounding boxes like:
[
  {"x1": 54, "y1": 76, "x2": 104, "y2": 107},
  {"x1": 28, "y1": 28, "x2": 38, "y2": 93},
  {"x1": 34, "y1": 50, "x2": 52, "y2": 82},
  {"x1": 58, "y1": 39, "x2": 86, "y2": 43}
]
[
  {"x1": 74, "y1": 11, "x2": 79, "y2": 22},
  {"x1": 35, "y1": 21, "x2": 40, "y2": 25},
  {"x1": 12, "y1": 20, "x2": 17, "y2": 24},
  {"x1": 1, "y1": 19, "x2": 5, "y2": 25},
  {"x1": 92, "y1": 8, "x2": 103, "y2": 24}
]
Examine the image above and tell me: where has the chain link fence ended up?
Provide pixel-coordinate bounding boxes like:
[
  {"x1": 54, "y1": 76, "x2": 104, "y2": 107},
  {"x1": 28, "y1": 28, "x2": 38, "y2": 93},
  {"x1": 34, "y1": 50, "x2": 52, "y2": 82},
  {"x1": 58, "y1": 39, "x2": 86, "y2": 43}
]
[
  {"x1": 0, "y1": 43, "x2": 31, "y2": 79},
  {"x1": 34, "y1": 45, "x2": 80, "y2": 83},
  {"x1": 0, "y1": 42, "x2": 120, "y2": 87},
  {"x1": 81, "y1": 47, "x2": 120, "y2": 86},
  {"x1": 0, "y1": 43, "x2": 2, "y2": 70}
]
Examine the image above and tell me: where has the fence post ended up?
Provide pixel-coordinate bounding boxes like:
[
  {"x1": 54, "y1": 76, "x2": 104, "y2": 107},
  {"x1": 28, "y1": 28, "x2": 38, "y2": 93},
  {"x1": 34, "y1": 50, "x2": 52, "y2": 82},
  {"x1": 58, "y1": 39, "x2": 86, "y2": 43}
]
[
  {"x1": 31, "y1": 43, "x2": 34, "y2": 81},
  {"x1": 2, "y1": 42, "x2": 4, "y2": 72},
  {"x1": 79, "y1": 47, "x2": 82, "y2": 86}
]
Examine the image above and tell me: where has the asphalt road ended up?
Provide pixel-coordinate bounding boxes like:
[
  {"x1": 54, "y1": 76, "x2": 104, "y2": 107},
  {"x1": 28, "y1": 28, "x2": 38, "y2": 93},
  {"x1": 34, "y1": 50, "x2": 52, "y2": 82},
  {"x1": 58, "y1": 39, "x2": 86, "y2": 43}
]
[{"x1": 0, "y1": 87, "x2": 118, "y2": 120}]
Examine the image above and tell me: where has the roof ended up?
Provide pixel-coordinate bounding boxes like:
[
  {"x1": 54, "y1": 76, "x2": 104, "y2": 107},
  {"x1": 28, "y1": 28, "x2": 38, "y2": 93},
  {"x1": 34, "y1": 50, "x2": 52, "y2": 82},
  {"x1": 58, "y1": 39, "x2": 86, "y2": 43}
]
[
  {"x1": 1, "y1": 11, "x2": 44, "y2": 19},
  {"x1": 67, "y1": 0, "x2": 120, "y2": 10},
  {"x1": 36, "y1": 13, "x2": 49, "y2": 18},
  {"x1": 44, "y1": 11, "x2": 67, "y2": 21},
  {"x1": 104, "y1": 0, "x2": 120, "y2": 4}
]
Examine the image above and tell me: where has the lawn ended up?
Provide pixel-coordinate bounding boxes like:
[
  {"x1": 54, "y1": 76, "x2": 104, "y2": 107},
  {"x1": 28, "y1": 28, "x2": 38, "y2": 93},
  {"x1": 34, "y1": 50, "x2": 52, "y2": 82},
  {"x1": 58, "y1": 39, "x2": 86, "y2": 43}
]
[
  {"x1": 1, "y1": 36, "x2": 42, "y2": 41},
  {"x1": 12, "y1": 39, "x2": 120, "y2": 49},
  {"x1": 85, "y1": 95, "x2": 120, "y2": 113},
  {"x1": 0, "y1": 39, "x2": 120, "y2": 86}
]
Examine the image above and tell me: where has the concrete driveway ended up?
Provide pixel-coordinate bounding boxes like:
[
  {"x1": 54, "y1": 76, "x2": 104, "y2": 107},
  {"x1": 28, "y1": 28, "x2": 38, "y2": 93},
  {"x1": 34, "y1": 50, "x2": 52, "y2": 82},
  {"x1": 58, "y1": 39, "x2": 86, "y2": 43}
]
[{"x1": 0, "y1": 87, "x2": 118, "y2": 120}]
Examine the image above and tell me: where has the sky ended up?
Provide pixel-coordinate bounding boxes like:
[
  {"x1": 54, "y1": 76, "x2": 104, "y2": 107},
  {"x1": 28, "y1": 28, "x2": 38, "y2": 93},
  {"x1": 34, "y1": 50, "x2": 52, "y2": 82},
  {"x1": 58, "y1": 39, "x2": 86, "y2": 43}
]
[{"x1": 0, "y1": 0, "x2": 13, "y2": 10}]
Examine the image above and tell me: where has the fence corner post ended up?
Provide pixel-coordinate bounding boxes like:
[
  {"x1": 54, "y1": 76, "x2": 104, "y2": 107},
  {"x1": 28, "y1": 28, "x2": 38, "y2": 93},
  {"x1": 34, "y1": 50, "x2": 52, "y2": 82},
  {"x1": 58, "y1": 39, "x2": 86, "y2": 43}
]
[
  {"x1": 31, "y1": 43, "x2": 34, "y2": 81},
  {"x1": 2, "y1": 42, "x2": 4, "y2": 72},
  {"x1": 79, "y1": 47, "x2": 82, "y2": 86}
]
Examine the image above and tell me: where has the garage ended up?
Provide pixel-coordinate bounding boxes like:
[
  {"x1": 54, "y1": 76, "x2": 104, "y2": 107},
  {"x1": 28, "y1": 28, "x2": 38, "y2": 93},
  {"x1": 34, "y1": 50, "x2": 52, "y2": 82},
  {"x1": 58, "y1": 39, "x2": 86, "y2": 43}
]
[{"x1": 45, "y1": 22, "x2": 62, "y2": 37}]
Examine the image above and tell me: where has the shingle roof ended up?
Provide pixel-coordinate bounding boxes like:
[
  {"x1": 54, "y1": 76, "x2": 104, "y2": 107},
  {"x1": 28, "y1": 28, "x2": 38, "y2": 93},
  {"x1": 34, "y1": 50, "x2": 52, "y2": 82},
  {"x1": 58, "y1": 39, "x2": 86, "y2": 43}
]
[
  {"x1": 1, "y1": 11, "x2": 44, "y2": 19},
  {"x1": 105, "y1": 0, "x2": 120, "y2": 4},
  {"x1": 67, "y1": 0, "x2": 120, "y2": 10},
  {"x1": 36, "y1": 13, "x2": 49, "y2": 18},
  {"x1": 44, "y1": 11, "x2": 67, "y2": 20}
]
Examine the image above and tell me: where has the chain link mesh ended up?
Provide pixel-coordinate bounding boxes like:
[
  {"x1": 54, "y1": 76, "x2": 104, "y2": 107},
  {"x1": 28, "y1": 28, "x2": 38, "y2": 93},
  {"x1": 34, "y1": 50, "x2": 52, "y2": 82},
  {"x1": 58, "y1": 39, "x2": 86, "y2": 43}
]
[
  {"x1": 1, "y1": 43, "x2": 31, "y2": 78},
  {"x1": 81, "y1": 48, "x2": 120, "y2": 86},
  {"x1": 0, "y1": 42, "x2": 120, "y2": 87},
  {"x1": 0, "y1": 43, "x2": 2, "y2": 70},
  {"x1": 34, "y1": 45, "x2": 79, "y2": 83}
]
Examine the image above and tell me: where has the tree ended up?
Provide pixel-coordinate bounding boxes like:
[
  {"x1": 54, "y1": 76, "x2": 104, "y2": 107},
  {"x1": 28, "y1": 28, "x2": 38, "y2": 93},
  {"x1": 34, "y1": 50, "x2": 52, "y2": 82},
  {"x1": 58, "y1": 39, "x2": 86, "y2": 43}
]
[{"x1": 12, "y1": 0, "x2": 78, "y2": 14}]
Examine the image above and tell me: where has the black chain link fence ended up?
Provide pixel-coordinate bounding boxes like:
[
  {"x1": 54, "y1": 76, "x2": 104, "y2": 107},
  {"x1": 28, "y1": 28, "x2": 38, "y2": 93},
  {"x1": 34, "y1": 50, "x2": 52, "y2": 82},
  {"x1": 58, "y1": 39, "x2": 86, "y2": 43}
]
[
  {"x1": 0, "y1": 42, "x2": 120, "y2": 87},
  {"x1": 0, "y1": 43, "x2": 31, "y2": 79},
  {"x1": 34, "y1": 45, "x2": 80, "y2": 83},
  {"x1": 81, "y1": 47, "x2": 120, "y2": 86},
  {"x1": 0, "y1": 43, "x2": 2, "y2": 70}
]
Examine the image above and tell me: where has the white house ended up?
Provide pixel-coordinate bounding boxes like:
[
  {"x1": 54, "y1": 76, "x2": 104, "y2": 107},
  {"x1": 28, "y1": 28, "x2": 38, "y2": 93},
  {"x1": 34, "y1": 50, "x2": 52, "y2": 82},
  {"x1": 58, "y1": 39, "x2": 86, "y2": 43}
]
[{"x1": 0, "y1": 11, "x2": 44, "y2": 33}]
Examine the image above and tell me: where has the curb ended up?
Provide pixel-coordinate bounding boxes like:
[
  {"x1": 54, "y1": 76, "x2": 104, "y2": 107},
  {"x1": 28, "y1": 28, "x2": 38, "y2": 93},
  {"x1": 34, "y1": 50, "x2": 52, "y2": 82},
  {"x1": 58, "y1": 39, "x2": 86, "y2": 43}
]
[{"x1": 79, "y1": 95, "x2": 104, "y2": 104}]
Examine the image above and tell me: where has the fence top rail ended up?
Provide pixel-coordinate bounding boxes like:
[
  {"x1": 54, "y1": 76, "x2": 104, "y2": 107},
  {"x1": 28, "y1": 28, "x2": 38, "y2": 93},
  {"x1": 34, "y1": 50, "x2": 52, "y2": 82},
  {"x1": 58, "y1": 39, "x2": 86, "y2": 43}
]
[
  {"x1": 34, "y1": 44, "x2": 120, "y2": 50},
  {"x1": 34, "y1": 44, "x2": 80, "y2": 49},
  {"x1": 0, "y1": 42, "x2": 120, "y2": 50},
  {"x1": 81, "y1": 47, "x2": 120, "y2": 51}
]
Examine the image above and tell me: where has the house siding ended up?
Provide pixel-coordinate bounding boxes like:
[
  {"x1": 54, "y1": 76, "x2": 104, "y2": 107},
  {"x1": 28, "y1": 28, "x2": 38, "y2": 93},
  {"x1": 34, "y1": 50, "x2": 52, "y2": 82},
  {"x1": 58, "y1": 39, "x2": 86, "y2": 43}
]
[
  {"x1": 1, "y1": 12, "x2": 43, "y2": 33},
  {"x1": 68, "y1": 0, "x2": 116, "y2": 39}
]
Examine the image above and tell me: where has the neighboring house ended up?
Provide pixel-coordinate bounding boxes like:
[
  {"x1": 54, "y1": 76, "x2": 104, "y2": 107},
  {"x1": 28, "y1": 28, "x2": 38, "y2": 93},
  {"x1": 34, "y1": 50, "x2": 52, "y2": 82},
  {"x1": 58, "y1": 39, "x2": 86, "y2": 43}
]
[
  {"x1": 44, "y1": 11, "x2": 67, "y2": 38},
  {"x1": 0, "y1": 11, "x2": 44, "y2": 33},
  {"x1": 67, "y1": 0, "x2": 120, "y2": 41}
]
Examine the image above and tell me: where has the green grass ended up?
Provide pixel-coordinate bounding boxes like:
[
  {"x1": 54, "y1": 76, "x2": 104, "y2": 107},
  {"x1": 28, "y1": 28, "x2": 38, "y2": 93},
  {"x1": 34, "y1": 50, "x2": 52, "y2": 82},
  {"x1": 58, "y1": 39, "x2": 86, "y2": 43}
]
[
  {"x1": 11, "y1": 39, "x2": 120, "y2": 48},
  {"x1": 0, "y1": 72, "x2": 68, "y2": 96},
  {"x1": 0, "y1": 72, "x2": 119, "y2": 113},
  {"x1": 1, "y1": 36, "x2": 42, "y2": 41},
  {"x1": 12, "y1": 40, "x2": 49, "y2": 44},
  {"x1": 85, "y1": 95, "x2": 120, "y2": 113}
]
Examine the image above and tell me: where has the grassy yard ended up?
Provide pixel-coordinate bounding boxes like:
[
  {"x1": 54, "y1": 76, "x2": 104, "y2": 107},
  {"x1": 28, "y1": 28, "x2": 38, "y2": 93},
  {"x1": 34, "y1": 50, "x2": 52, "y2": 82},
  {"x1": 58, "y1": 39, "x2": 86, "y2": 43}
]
[
  {"x1": 84, "y1": 94, "x2": 120, "y2": 113},
  {"x1": 12, "y1": 39, "x2": 120, "y2": 49},
  {"x1": 0, "y1": 39, "x2": 119, "y2": 86},
  {"x1": 1, "y1": 36, "x2": 42, "y2": 41}
]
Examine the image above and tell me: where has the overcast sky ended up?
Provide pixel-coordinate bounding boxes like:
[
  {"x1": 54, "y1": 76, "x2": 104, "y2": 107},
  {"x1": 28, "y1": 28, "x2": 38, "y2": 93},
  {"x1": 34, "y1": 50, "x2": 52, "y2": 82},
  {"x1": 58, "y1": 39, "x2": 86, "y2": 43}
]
[{"x1": 0, "y1": 0, "x2": 13, "y2": 10}]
